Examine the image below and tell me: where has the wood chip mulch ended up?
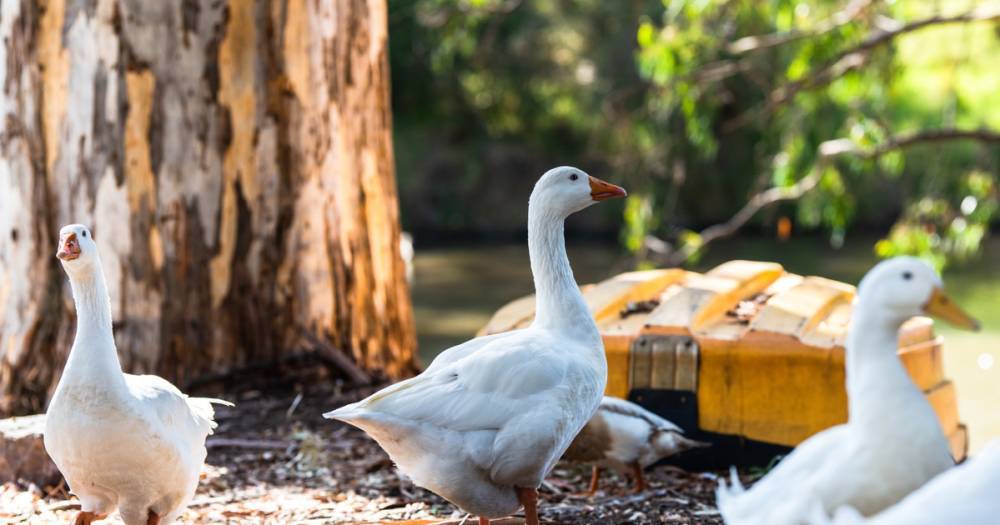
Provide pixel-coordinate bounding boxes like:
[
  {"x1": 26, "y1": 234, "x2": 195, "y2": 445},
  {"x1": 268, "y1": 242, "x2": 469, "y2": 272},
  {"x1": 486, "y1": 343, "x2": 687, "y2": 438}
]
[{"x1": 0, "y1": 366, "x2": 727, "y2": 524}]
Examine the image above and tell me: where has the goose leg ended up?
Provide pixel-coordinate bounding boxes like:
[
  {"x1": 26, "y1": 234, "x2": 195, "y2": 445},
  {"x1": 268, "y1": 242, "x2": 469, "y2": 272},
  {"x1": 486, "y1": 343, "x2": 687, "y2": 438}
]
[
  {"x1": 146, "y1": 510, "x2": 160, "y2": 525},
  {"x1": 587, "y1": 465, "x2": 601, "y2": 495},
  {"x1": 478, "y1": 517, "x2": 490, "y2": 525},
  {"x1": 73, "y1": 512, "x2": 107, "y2": 525},
  {"x1": 515, "y1": 486, "x2": 539, "y2": 525},
  {"x1": 630, "y1": 461, "x2": 647, "y2": 493}
]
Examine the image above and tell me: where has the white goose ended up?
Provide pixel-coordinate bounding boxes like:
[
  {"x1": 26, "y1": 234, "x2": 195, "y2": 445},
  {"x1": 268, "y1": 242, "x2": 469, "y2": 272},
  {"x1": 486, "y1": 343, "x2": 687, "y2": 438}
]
[
  {"x1": 716, "y1": 257, "x2": 979, "y2": 525},
  {"x1": 562, "y1": 396, "x2": 709, "y2": 494},
  {"x1": 809, "y1": 440, "x2": 1000, "y2": 525},
  {"x1": 44, "y1": 224, "x2": 232, "y2": 525},
  {"x1": 325, "y1": 167, "x2": 626, "y2": 525}
]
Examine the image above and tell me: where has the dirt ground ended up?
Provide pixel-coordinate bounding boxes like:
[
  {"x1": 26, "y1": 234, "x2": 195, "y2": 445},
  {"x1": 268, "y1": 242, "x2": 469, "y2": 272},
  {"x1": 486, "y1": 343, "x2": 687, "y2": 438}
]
[{"x1": 0, "y1": 365, "x2": 726, "y2": 524}]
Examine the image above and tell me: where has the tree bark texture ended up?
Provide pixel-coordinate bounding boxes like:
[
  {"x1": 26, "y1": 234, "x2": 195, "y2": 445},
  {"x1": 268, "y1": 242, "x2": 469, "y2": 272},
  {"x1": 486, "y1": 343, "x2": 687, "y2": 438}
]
[{"x1": 0, "y1": 0, "x2": 417, "y2": 415}]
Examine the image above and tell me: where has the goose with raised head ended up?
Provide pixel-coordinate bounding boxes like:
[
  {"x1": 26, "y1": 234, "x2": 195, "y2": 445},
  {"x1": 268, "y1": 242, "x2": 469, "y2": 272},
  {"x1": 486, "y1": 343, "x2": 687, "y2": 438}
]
[
  {"x1": 716, "y1": 257, "x2": 980, "y2": 525},
  {"x1": 808, "y1": 439, "x2": 1000, "y2": 525},
  {"x1": 43, "y1": 224, "x2": 232, "y2": 525},
  {"x1": 324, "y1": 167, "x2": 626, "y2": 525},
  {"x1": 563, "y1": 396, "x2": 709, "y2": 494}
]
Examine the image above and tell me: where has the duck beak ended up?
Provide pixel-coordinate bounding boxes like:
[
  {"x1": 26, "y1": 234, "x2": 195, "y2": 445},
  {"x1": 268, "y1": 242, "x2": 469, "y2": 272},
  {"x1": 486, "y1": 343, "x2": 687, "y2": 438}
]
[
  {"x1": 923, "y1": 287, "x2": 980, "y2": 331},
  {"x1": 589, "y1": 176, "x2": 627, "y2": 201},
  {"x1": 57, "y1": 233, "x2": 81, "y2": 261}
]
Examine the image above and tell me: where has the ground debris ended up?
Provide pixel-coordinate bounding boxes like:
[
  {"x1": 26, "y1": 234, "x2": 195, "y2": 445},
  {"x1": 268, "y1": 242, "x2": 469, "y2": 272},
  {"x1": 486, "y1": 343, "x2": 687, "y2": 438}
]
[
  {"x1": 1, "y1": 380, "x2": 723, "y2": 524},
  {"x1": 619, "y1": 299, "x2": 661, "y2": 318},
  {"x1": 725, "y1": 293, "x2": 773, "y2": 324}
]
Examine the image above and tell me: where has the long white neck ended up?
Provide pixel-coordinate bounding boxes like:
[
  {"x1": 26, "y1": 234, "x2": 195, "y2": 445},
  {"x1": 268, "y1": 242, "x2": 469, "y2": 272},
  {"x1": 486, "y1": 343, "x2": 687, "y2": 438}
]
[
  {"x1": 845, "y1": 303, "x2": 918, "y2": 425},
  {"x1": 62, "y1": 260, "x2": 125, "y2": 387},
  {"x1": 527, "y1": 198, "x2": 599, "y2": 343}
]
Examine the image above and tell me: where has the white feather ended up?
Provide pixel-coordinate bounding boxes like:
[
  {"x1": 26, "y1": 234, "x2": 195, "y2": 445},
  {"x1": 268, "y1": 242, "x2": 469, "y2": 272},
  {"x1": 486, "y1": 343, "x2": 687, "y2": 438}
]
[
  {"x1": 809, "y1": 440, "x2": 1000, "y2": 525},
  {"x1": 324, "y1": 168, "x2": 613, "y2": 518},
  {"x1": 44, "y1": 224, "x2": 229, "y2": 525},
  {"x1": 717, "y1": 258, "x2": 958, "y2": 525}
]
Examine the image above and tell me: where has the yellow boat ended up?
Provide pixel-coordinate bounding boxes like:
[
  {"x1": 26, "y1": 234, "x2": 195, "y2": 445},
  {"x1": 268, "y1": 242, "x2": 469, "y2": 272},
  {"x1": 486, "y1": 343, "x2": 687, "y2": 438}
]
[{"x1": 479, "y1": 260, "x2": 967, "y2": 465}]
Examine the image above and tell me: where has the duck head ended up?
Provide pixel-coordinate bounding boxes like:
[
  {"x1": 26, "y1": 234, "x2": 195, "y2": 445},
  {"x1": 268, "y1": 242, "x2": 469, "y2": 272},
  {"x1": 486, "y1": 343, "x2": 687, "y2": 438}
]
[
  {"x1": 56, "y1": 224, "x2": 100, "y2": 276},
  {"x1": 857, "y1": 256, "x2": 979, "y2": 331},
  {"x1": 530, "y1": 166, "x2": 627, "y2": 217}
]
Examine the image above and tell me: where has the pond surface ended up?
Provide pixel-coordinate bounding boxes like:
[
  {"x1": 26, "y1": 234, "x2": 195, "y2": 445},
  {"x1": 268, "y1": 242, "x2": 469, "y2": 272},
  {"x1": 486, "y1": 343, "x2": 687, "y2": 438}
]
[{"x1": 411, "y1": 236, "x2": 1000, "y2": 453}]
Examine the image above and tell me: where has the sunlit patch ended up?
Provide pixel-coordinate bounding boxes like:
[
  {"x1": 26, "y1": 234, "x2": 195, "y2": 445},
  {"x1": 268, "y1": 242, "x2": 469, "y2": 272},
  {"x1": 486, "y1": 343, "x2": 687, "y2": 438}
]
[
  {"x1": 961, "y1": 195, "x2": 978, "y2": 216},
  {"x1": 977, "y1": 352, "x2": 994, "y2": 371}
]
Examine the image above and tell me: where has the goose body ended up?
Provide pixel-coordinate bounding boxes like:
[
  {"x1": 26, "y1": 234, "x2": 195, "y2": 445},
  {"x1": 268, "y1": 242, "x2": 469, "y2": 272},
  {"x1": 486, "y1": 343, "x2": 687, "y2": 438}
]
[
  {"x1": 43, "y1": 224, "x2": 230, "y2": 525},
  {"x1": 325, "y1": 167, "x2": 626, "y2": 523},
  {"x1": 716, "y1": 257, "x2": 979, "y2": 525},
  {"x1": 563, "y1": 396, "x2": 708, "y2": 492},
  {"x1": 810, "y1": 440, "x2": 1000, "y2": 525}
]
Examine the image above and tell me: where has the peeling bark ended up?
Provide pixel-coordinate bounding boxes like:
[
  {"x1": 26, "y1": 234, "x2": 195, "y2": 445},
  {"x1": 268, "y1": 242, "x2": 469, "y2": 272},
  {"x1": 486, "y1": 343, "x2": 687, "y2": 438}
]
[{"x1": 0, "y1": 0, "x2": 416, "y2": 415}]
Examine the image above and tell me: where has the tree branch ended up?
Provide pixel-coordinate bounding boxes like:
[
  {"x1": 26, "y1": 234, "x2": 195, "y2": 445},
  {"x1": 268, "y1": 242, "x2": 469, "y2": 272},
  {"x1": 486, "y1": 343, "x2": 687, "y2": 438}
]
[
  {"x1": 646, "y1": 128, "x2": 1000, "y2": 266},
  {"x1": 723, "y1": 6, "x2": 1000, "y2": 132},
  {"x1": 726, "y1": 0, "x2": 874, "y2": 55}
]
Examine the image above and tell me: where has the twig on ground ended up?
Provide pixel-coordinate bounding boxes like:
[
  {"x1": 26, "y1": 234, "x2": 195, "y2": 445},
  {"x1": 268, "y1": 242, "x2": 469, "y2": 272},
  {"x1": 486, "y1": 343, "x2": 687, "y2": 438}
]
[
  {"x1": 286, "y1": 391, "x2": 304, "y2": 419},
  {"x1": 300, "y1": 329, "x2": 373, "y2": 385},
  {"x1": 45, "y1": 501, "x2": 80, "y2": 512},
  {"x1": 205, "y1": 437, "x2": 290, "y2": 450}
]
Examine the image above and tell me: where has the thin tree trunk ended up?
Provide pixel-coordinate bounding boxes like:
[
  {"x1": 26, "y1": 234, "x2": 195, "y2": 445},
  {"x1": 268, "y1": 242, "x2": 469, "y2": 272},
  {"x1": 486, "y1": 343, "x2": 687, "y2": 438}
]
[{"x1": 0, "y1": 0, "x2": 417, "y2": 415}]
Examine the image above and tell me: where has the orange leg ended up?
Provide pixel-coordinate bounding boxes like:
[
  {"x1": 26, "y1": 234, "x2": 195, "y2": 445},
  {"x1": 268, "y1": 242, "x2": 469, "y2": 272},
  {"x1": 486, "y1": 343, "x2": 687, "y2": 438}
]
[
  {"x1": 631, "y1": 461, "x2": 647, "y2": 493},
  {"x1": 73, "y1": 512, "x2": 107, "y2": 525},
  {"x1": 478, "y1": 517, "x2": 490, "y2": 525},
  {"x1": 516, "y1": 486, "x2": 539, "y2": 525},
  {"x1": 587, "y1": 465, "x2": 601, "y2": 495},
  {"x1": 146, "y1": 510, "x2": 160, "y2": 525}
]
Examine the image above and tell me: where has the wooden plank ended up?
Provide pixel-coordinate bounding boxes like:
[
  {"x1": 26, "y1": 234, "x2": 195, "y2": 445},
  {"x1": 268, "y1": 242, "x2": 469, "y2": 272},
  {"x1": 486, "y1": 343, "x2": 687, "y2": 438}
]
[
  {"x1": 899, "y1": 317, "x2": 936, "y2": 347},
  {"x1": 585, "y1": 269, "x2": 687, "y2": 322},
  {"x1": 948, "y1": 424, "x2": 968, "y2": 462},
  {"x1": 648, "y1": 337, "x2": 677, "y2": 391},
  {"x1": 753, "y1": 277, "x2": 854, "y2": 343},
  {"x1": 693, "y1": 262, "x2": 785, "y2": 330},
  {"x1": 706, "y1": 260, "x2": 785, "y2": 283},
  {"x1": 699, "y1": 274, "x2": 804, "y2": 341},
  {"x1": 697, "y1": 332, "x2": 847, "y2": 446},
  {"x1": 644, "y1": 261, "x2": 784, "y2": 333},
  {"x1": 603, "y1": 336, "x2": 632, "y2": 399},
  {"x1": 806, "y1": 301, "x2": 854, "y2": 348},
  {"x1": 926, "y1": 380, "x2": 959, "y2": 439},
  {"x1": 480, "y1": 268, "x2": 682, "y2": 338},
  {"x1": 629, "y1": 336, "x2": 653, "y2": 390},
  {"x1": 900, "y1": 338, "x2": 944, "y2": 392}
]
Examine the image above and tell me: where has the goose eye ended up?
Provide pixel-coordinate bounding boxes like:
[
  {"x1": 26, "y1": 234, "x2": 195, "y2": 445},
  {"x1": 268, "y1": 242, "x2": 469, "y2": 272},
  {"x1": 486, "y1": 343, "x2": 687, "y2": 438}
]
[
  {"x1": 902, "y1": 271, "x2": 912, "y2": 281},
  {"x1": 82, "y1": 231, "x2": 87, "y2": 238},
  {"x1": 569, "y1": 173, "x2": 578, "y2": 181}
]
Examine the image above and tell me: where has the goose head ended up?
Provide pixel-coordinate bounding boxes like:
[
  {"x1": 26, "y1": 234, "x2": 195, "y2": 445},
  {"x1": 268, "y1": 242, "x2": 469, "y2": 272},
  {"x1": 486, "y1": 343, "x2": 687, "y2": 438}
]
[
  {"x1": 56, "y1": 224, "x2": 100, "y2": 277},
  {"x1": 530, "y1": 166, "x2": 627, "y2": 217},
  {"x1": 857, "y1": 256, "x2": 979, "y2": 331}
]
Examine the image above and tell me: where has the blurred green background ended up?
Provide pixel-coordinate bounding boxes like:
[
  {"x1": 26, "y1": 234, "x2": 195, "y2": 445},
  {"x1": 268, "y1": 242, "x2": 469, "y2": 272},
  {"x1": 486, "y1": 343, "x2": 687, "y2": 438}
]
[
  {"x1": 389, "y1": 0, "x2": 998, "y2": 267},
  {"x1": 387, "y1": 0, "x2": 999, "y2": 451}
]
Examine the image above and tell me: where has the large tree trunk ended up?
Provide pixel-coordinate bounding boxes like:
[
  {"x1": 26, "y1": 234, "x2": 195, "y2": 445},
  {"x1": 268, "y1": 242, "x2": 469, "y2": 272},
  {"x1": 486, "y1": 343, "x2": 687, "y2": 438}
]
[{"x1": 0, "y1": 0, "x2": 416, "y2": 415}]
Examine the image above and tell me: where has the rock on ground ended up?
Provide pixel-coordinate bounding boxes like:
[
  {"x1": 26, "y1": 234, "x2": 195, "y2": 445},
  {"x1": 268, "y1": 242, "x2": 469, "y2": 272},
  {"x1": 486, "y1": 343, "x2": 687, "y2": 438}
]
[{"x1": 0, "y1": 414, "x2": 59, "y2": 487}]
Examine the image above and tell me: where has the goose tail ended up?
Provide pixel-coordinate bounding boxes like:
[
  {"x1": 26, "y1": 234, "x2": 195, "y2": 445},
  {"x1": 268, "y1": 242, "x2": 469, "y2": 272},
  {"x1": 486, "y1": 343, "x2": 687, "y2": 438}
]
[{"x1": 323, "y1": 401, "x2": 366, "y2": 422}]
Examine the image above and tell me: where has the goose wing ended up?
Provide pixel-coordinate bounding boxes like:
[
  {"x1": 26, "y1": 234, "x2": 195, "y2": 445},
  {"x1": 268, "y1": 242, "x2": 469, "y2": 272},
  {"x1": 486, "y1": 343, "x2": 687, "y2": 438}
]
[
  {"x1": 598, "y1": 396, "x2": 682, "y2": 433},
  {"x1": 125, "y1": 374, "x2": 230, "y2": 438},
  {"x1": 328, "y1": 329, "x2": 602, "y2": 485}
]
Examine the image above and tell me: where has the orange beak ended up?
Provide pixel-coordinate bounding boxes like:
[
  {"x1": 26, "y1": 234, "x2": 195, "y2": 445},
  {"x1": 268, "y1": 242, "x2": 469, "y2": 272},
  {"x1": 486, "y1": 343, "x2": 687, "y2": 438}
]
[
  {"x1": 589, "y1": 176, "x2": 627, "y2": 201},
  {"x1": 924, "y1": 287, "x2": 980, "y2": 331},
  {"x1": 57, "y1": 233, "x2": 81, "y2": 261}
]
